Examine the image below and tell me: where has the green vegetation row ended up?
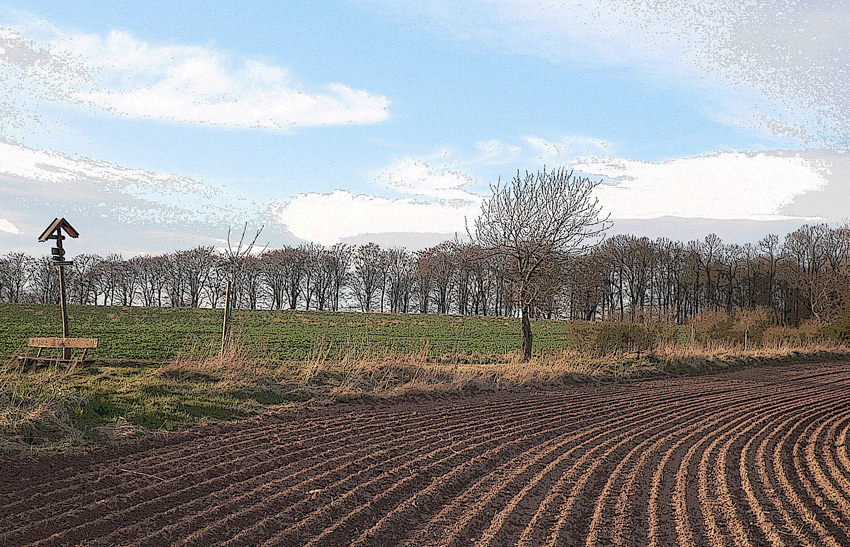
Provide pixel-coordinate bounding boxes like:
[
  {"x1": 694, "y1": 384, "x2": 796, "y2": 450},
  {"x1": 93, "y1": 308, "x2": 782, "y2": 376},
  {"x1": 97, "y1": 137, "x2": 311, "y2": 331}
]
[
  {"x1": 0, "y1": 304, "x2": 542, "y2": 361},
  {"x1": 1, "y1": 303, "x2": 689, "y2": 362}
]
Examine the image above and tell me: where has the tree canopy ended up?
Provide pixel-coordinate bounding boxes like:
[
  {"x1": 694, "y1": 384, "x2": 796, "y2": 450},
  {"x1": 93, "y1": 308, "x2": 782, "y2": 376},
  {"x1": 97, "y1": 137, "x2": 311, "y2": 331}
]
[{"x1": 471, "y1": 167, "x2": 610, "y2": 360}]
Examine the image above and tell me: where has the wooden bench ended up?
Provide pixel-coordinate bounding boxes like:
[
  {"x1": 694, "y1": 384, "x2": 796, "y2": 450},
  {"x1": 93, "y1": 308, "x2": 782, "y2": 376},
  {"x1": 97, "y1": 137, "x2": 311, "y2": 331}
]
[{"x1": 18, "y1": 337, "x2": 99, "y2": 371}]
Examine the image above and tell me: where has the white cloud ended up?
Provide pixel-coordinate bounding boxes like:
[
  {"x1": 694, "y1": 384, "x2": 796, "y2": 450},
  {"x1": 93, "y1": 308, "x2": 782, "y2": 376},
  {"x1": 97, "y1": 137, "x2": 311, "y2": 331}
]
[
  {"x1": 0, "y1": 140, "x2": 254, "y2": 228},
  {"x1": 277, "y1": 189, "x2": 481, "y2": 246},
  {"x1": 467, "y1": 140, "x2": 523, "y2": 166},
  {"x1": 276, "y1": 137, "x2": 621, "y2": 245},
  {"x1": 0, "y1": 23, "x2": 389, "y2": 130},
  {"x1": 0, "y1": 216, "x2": 20, "y2": 234},
  {"x1": 375, "y1": 158, "x2": 482, "y2": 201},
  {"x1": 359, "y1": 0, "x2": 850, "y2": 148},
  {"x1": 277, "y1": 146, "x2": 835, "y2": 246},
  {"x1": 523, "y1": 135, "x2": 611, "y2": 164},
  {"x1": 575, "y1": 151, "x2": 829, "y2": 220}
]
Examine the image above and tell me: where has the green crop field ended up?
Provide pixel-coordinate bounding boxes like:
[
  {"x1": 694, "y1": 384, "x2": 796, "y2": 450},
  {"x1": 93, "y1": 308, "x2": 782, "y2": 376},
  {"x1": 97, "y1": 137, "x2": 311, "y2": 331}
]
[{"x1": 0, "y1": 303, "x2": 583, "y2": 362}]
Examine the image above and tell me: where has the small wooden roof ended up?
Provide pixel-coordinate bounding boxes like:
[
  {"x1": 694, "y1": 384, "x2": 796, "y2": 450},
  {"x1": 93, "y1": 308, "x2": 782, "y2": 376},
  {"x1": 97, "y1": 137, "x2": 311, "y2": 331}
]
[{"x1": 38, "y1": 218, "x2": 79, "y2": 242}]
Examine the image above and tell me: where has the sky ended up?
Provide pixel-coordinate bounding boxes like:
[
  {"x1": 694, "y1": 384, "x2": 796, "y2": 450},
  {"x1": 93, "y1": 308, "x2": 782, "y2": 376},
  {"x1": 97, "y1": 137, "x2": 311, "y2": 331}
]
[{"x1": 0, "y1": 0, "x2": 848, "y2": 256}]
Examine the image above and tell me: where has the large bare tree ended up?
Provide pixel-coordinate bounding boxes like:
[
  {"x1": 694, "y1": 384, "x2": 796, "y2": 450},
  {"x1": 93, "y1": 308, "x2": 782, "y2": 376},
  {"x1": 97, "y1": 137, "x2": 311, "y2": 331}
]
[{"x1": 471, "y1": 167, "x2": 609, "y2": 361}]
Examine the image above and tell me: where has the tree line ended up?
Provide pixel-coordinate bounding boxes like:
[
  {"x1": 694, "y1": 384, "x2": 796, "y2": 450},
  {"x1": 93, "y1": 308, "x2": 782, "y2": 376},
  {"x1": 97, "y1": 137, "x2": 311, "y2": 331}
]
[{"x1": 2, "y1": 222, "x2": 848, "y2": 326}]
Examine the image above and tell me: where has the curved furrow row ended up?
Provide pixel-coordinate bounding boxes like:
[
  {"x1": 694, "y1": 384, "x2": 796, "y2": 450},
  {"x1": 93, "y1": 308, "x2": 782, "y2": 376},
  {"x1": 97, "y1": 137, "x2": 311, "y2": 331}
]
[
  {"x1": 3, "y1": 392, "x2": 558, "y2": 511},
  {"x1": 0, "y1": 412, "x2": 356, "y2": 493},
  {"x1": 645, "y1": 374, "x2": 850, "y2": 547},
  {"x1": 835, "y1": 419, "x2": 850, "y2": 476},
  {"x1": 767, "y1": 398, "x2": 846, "y2": 546},
  {"x1": 233, "y1": 398, "x2": 620, "y2": 547},
  {"x1": 26, "y1": 394, "x2": 577, "y2": 547},
  {"x1": 738, "y1": 405, "x2": 809, "y2": 547},
  {"x1": 714, "y1": 412, "x2": 776, "y2": 547},
  {"x1": 252, "y1": 386, "x2": 744, "y2": 547},
  {"x1": 404, "y1": 385, "x2": 731, "y2": 547},
  {"x1": 672, "y1": 387, "x2": 826, "y2": 546},
  {"x1": 18, "y1": 394, "x2": 604, "y2": 544},
  {"x1": 523, "y1": 378, "x2": 828, "y2": 547},
  {"x1": 488, "y1": 386, "x2": 759, "y2": 547},
  {"x1": 1, "y1": 414, "x2": 375, "y2": 518},
  {"x1": 100, "y1": 394, "x2": 590, "y2": 545},
  {"x1": 102, "y1": 421, "x2": 478, "y2": 546},
  {"x1": 171, "y1": 391, "x2": 631, "y2": 546},
  {"x1": 649, "y1": 416, "x2": 719, "y2": 547},
  {"x1": 6, "y1": 416, "x2": 420, "y2": 544},
  {"x1": 752, "y1": 410, "x2": 824, "y2": 547},
  {"x1": 700, "y1": 385, "x2": 850, "y2": 547},
  {"x1": 785, "y1": 410, "x2": 850, "y2": 544},
  {"x1": 190, "y1": 386, "x2": 724, "y2": 547},
  {"x1": 475, "y1": 385, "x2": 759, "y2": 547},
  {"x1": 797, "y1": 407, "x2": 850, "y2": 540},
  {"x1": 614, "y1": 382, "x2": 772, "y2": 547},
  {"x1": 648, "y1": 398, "x2": 775, "y2": 546},
  {"x1": 601, "y1": 420, "x2": 704, "y2": 546},
  {"x1": 817, "y1": 413, "x2": 850, "y2": 505},
  {"x1": 733, "y1": 373, "x2": 850, "y2": 546},
  {"x1": 528, "y1": 397, "x2": 735, "y2": 547},
  {"x1": 135, "y1": 397, "x2": 580, "y2": 547},
  {"x1": 1, "y1": 425, "x2": 276, "y2": 513}
]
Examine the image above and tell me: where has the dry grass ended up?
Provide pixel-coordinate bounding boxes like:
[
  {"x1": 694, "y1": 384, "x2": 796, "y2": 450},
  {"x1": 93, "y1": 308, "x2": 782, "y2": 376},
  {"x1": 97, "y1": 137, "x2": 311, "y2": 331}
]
[
  {"x1": 153, "y1": 336, "x2": 273, "y2": 385},
  {"x1": 649, "y1": 338, "x2": 850, "y2": 372},
  {"x1": 293, "y1": 336, "x2": 850, "y2": 401},
  {"x1": 0, "y1": 357, "x2": 86, "y2": 451}
]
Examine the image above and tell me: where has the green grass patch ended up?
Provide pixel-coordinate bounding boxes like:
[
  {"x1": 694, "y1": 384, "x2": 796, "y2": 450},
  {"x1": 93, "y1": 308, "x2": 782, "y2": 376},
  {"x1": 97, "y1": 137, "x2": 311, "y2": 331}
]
[{"x1": 0, "y1": 304, "x2": 584, "y2": 362}]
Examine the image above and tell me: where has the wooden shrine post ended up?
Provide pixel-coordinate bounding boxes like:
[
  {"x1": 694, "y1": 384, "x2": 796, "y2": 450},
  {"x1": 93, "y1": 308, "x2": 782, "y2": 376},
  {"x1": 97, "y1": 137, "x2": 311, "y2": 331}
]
[{"x1": 38, "y1": 218, "x2": 79, "y2": 360}]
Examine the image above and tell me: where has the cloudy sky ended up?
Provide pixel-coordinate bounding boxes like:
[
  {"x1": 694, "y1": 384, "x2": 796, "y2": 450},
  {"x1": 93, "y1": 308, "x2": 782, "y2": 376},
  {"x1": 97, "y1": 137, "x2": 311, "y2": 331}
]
[{"x1": 0, "y1": 0, "x2": 848, "y2": 255}]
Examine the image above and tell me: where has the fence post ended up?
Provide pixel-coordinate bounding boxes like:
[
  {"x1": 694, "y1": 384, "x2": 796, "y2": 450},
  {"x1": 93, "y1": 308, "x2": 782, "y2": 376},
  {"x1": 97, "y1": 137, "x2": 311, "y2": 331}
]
[{"x1": 221, "y1": 280, "x2": 232, "y2": 353}]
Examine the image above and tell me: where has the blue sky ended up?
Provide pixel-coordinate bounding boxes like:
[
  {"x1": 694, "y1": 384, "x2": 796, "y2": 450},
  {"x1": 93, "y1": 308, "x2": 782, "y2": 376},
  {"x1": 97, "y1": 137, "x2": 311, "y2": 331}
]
[{"x1": 0, "y1": 1, "x2": 848, "y2": 254}]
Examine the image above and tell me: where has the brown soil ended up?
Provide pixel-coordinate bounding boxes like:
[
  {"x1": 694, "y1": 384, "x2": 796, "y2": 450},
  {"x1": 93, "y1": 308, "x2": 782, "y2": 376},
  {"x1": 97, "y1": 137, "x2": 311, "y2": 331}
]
[{"x1": 3, "y1": 361, "x2": 850, "y2": 546}]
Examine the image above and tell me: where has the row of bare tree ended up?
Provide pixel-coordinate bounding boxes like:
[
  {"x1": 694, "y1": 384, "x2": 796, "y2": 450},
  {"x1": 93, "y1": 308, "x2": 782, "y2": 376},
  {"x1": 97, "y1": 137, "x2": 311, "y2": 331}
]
[
  {"x1": 565, "y1": 224, "x2": 850, "y2": 326},
  {"x1": 1, "y1": 223, "x2": 848, "y2": 325}
]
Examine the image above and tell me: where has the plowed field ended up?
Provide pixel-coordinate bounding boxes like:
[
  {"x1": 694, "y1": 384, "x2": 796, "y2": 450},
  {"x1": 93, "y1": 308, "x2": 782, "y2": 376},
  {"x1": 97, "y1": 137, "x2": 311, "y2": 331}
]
[{"x1": 3, "y1": 361, "x2": 850, "y2": 546}]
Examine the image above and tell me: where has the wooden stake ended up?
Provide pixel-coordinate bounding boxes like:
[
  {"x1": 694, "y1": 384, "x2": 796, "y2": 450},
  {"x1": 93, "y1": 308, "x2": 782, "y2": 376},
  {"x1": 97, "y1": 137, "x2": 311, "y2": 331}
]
[
  {"x1": 56, "y1": 228, "x2": 70, "y2": 360},
  {"x1": 221, "y1": 280, "x2": 232, "y2": 353}
]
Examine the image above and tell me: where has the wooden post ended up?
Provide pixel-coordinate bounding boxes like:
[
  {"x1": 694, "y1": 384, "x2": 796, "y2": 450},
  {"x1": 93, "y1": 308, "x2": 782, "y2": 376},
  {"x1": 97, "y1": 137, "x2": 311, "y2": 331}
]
[
  {"x1": 56, "y1": 228, "x2": 70, "y2": 360},
  {"x1": 221, "y1": 280, "x2": 232, "y2": 353},
  {"x1": 36, "y1": 218, "x2": 80, "y2": 363}
]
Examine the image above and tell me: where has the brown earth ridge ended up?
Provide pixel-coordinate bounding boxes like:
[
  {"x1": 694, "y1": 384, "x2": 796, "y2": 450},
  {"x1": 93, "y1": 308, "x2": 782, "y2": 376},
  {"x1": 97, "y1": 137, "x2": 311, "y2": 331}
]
[{"x1": 2, "y1": 361, "x2": 850, "y2": 546}]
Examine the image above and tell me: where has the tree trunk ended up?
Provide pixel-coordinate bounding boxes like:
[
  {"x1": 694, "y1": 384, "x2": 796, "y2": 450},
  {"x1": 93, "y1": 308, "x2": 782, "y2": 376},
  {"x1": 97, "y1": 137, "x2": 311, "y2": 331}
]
[{"x1": 520, "y1": 304, "x2": 533, "y2": 361}]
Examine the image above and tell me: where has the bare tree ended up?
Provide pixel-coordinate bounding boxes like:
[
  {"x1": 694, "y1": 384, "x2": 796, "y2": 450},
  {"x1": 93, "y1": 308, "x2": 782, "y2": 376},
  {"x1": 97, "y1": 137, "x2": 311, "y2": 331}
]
[
  {"x1": 352, "y1": 243, "x2": 383, "y2": 312},
  {"x1": 428, "y1": 242, "x2": 456, "y2": 314},
  {"x1": 299, "y1": 243, "x2": 323, "y2": 310},
  {"x1": 136, "y1": 255, "x2": 169, "y2": 307},
  {"x1": 311, "y1": 247, "x2": 335, "y2": 311},
  {"x1": 385, "y1": 248, "x2": 413, "y2": 313},
  {"x1": 93, "y1": 254, "x2": 125, "y2": 306},
  {"x1": 0, "y1": 252, "x2": 35, "y2": 303},
  {"x1": 222, "y1": 224, "x2": 265, "y2": 347},
  {"x1": 30, "y1": 256, "x2": 60, "y2": 304},
  {"x1": 326, "y1": 243, "x2": 352, "y2": 312},
  {"x1": 202, "y1": 255, "x2": 229, "y2": 308},
  {"x1": 471, "y1": 167, "x2": 609, "y2": 361},
  {"x1": 175, "y1": 246, "x2": 218, "y2": 308},
  {"x1": 412, "y1": 249, "x2": 435, "y2": 314}
]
